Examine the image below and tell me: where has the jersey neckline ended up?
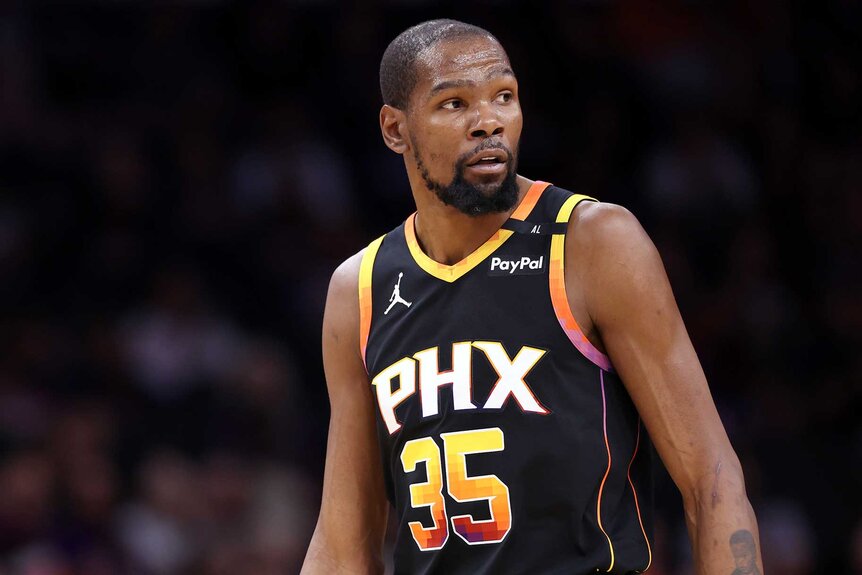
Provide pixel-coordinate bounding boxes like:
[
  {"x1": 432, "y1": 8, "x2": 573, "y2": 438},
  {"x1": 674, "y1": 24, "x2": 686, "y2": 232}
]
[{"x1": 404, "y1": 180, "x2": 551, "y2": 283}]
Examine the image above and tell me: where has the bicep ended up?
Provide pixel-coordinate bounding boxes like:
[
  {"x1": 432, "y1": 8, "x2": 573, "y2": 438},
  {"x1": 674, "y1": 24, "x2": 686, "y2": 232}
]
[
  {"x1": 574, "y1": 205, "x2": 740, "y2": 497},
  {"x1": 307, "y1": 256, "x2": 388, "y2": 570}
]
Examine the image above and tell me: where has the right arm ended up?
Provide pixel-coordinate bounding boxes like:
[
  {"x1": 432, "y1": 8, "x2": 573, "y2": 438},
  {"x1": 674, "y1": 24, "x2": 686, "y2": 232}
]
[{"x1": 301, "y1": 252, "x2": 389, "y2": 574}]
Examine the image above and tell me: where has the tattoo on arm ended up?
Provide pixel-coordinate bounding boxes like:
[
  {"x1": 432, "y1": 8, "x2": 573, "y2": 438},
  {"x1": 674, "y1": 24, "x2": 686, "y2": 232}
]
[{"x1": 729, "y1": 530, "x2": 761, "y2": 575}]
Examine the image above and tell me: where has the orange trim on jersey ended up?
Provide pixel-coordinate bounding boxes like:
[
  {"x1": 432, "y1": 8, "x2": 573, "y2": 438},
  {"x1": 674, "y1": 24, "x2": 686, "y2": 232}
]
[
  {"x1": 405, "y1": 181, "x2": 552, "y2": 283},
  {"x1": 549, "y1": 194, "x2": 615, "y2": 372},
  {"x1": 510, "y1": 179, "x2": 549, "y2": 220},
  {"x1": 358, "y1": 235, "x2": 385, "y2": 368},
  {"x1": 627, "y1": 419, "x2": 653, "y2": 572}
]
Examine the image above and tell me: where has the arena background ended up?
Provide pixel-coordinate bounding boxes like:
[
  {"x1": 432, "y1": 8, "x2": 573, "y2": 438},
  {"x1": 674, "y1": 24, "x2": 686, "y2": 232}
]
[{"x1": 1, "y1": 1, "x2": 860, "y2": 573}]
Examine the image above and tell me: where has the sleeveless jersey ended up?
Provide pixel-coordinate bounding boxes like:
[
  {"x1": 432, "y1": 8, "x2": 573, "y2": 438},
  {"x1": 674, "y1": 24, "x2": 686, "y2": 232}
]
[{"x1": 359, "y1": 182, "x2": 653, "y2": 575}]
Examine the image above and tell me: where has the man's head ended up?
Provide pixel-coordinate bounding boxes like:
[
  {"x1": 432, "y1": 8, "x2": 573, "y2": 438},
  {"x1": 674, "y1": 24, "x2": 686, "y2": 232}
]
[
  {"x1": 730, "y1": 531, "x2": 758, "y2": 574},
  {"x1": 379, "y1": 19, "x2": 522, "y2": 216}
]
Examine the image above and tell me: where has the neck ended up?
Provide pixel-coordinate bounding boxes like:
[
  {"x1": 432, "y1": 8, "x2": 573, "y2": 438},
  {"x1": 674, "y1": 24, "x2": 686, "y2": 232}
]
[{"x1": 411, "y1": 175, "x2": 534, "y2": 265}]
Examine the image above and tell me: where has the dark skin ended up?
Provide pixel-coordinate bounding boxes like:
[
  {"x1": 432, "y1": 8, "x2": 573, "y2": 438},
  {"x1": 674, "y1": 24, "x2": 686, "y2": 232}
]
[
  {"x1": 302, "y1": 34, "x2": 763, "y2": 574},
  {"x1": 384, "y1": 33, "x2": 527, "y2": 265}
]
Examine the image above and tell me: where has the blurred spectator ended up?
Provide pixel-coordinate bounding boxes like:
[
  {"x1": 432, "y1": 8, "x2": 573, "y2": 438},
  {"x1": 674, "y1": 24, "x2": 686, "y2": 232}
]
[
  {"x1": 121, "y1": 268, "x2": 240, "y2": 402},
  {"x1": 758, "y1": 499, "x2": 815, "y2": 575},
  {"x1": 117, "y1": 450, "x2": 201, "y2": 574}
]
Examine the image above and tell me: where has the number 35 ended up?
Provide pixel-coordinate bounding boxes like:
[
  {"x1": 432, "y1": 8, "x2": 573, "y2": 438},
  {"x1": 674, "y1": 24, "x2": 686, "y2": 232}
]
[{"x1": 399, "y1": 427, "x2": 512, "y2": 551}]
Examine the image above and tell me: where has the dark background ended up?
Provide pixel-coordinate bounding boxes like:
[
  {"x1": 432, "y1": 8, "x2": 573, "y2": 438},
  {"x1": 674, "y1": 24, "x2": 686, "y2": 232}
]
[{"x1": 1, "y1": 1, "x2": 860, "y2": 574}]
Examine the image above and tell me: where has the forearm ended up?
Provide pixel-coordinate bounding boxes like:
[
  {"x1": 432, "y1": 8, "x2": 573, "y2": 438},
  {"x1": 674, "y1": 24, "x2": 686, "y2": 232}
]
[{"x1": 683, "y1": 463, "x2": 763, "y2": 575}]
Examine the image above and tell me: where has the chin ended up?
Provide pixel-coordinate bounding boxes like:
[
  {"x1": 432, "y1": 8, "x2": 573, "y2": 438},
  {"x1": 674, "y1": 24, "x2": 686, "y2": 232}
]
[
  {"x1": 472, "y1": 181, "x2": 505, "y2": 196},
  {"x1": 467, "y1": 173, "x2": 508, "y2": 192}
]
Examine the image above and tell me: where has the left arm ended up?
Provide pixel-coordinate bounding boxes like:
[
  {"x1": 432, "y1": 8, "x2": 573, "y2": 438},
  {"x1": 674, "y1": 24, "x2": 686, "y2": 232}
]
[{"x1": 567, "y1": 202, "x2": 763, "y2": 574}]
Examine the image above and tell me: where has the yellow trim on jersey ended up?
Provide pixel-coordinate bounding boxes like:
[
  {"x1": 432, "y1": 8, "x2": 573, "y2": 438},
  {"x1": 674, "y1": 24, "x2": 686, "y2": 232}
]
[
  {"x1": 554, "y1": 193, "x2": 596, "y2": 223},
  {"x1": 628, "y1": 421, "x2": 653, "y2": 572},
  {"x1": 358, "y1": 235, "x2": 385, "y2": 368},
  {"x1": 405, "y1": 216, "x2": 513, "y2": 283},
  {"x1": 405, "y1": 181, "x2": 552, "y2": 283}
]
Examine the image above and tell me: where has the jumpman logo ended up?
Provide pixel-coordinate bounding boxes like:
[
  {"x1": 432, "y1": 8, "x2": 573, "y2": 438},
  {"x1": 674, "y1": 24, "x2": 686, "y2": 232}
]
[{"x1": 384, "y1": 272, "x2": 412, "y2": 315}]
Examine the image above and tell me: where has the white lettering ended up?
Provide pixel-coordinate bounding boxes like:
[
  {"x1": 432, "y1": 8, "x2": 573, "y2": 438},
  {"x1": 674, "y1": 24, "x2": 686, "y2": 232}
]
[
  {"x1": 372, "y1": 357, "x2": 416, "y2": 434},
  {"x1": 489, "y1": 255, "x2": 545, "y2": 274},
  {"x1": 415, "y1": 342, "x2": 475, "y2": 417},
  {"x1": 372, "y1": 342, "x2": 549, "y2": 433},
  {"x1": 473, "y1": 342, "x2": 548, "y2": 414}
]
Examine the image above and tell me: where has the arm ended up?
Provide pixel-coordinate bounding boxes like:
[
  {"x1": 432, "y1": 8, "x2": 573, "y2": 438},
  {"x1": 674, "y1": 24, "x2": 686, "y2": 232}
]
[
  {"x1": 301, "y1": 252, "x2": 389, "y2": 575},
  {"x1": 566, "y1": 203, "x2": 762, "y2": 574}
]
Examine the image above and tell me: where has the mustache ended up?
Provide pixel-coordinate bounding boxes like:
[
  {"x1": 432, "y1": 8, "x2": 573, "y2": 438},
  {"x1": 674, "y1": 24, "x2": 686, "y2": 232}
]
[{"x1": 457, "y1": 140, "x2": 513, "y2": 165}]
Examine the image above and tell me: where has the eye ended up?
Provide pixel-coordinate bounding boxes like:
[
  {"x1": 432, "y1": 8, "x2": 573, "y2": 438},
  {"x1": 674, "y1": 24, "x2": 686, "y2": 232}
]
[
  {"x1": 496, "y1": 91, "x2": 513, "y2": 103},
  {"x1": 441, "y1": 99, "x2": 463, "y2": 110}
]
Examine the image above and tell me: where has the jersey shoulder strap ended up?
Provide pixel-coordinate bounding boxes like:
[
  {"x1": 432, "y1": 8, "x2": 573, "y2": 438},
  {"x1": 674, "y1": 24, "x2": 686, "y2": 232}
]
[
  {"x1": 542, "y1": 187, "x2": 613, "y2": 371},
  {"x1": 554, "y1": 190, "x2": 598, "y2": 225},
  {"x1": 501, "y1": 185, "x2": 597, "y2": 234}
]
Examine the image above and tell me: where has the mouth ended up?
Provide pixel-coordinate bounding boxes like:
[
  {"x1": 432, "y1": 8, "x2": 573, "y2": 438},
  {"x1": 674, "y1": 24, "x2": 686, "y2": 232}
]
[{"x1": 464, "y1": 148, "x2": 508, "y2": 175}]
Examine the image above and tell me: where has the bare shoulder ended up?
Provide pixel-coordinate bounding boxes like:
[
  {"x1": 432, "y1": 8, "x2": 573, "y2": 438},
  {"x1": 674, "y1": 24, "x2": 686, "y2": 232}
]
[
  {"x1": 566, "y1": 200, "x2": 664, "y2": 286},
  {"x1": 564, "y1": 201, "x2": 669, "y2": 330},
  {"x1": 323, "y1": 248, "x2": 367, "y2": 362},
  {"x1": 325, "y1": 246, "x2": 371, "y2": 322},
  {"x1": 567, "y1": 201, "x2": 656, "y2": 261},
  {"x1": 328, "y1": 249, "x2": 365, "y2": 303}
]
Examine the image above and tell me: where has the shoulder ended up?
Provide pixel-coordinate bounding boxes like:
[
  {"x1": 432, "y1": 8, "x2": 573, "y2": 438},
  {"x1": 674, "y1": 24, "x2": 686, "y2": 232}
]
[
  {"x1": 565, "y1": 200, "x2": 671, "y2": 329},
  {"x1": 564, "y1": 200, "x2": 666, "y2": 321},
  {"x1": 324, "y1": 247, "x2": 369, "y2": 347},
  {"x1": 328, "y1": 248, "x2": 365, "y2": 301},
  {"x1": 569, "y1": 200, "x2": 648, "y2": 245},
  {"x1": 566, "y1": 200, "x2": 660, "y2": 269}
]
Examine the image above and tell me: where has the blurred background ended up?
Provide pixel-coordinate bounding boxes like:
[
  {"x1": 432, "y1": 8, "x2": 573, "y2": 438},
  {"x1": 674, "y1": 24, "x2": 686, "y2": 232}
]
[{"x1": 0, "y1": 0, "x2": 860, "y2": 573}]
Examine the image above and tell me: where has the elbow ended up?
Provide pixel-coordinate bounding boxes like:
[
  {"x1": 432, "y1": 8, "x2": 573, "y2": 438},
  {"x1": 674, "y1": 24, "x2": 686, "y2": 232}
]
[
  {"x1": 681, "y1": 453, "x2": 750, "y2": 515},
  {"x1": 303, "y1": 525, "x2": 385, "y2": 575}
]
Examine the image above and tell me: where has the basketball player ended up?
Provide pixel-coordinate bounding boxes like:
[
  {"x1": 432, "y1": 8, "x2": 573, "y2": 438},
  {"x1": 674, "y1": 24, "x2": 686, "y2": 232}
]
[{"x1": 302, "y1": 19, "x2": 762, "y2": 574}]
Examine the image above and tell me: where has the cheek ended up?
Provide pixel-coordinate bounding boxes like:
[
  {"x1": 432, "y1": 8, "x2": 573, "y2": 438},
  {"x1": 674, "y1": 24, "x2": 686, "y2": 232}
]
[
  {"x1": 418, "y1": 126, "x2": 461, "y2": 164},
  {"x1": 506, "y1": 106, "x2": 524, "y2": 136}
]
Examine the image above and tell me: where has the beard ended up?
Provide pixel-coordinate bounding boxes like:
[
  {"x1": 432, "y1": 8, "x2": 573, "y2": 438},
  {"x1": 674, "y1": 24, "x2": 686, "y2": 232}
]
[{"x1": 414, "y1": 140, "x2": 519, "y2": 217}]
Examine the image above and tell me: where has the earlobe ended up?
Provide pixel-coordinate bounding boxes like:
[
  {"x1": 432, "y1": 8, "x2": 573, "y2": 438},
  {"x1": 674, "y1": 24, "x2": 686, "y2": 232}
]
[{"x1": 380, "y1": 105, "x2": 408, "y2": 154}]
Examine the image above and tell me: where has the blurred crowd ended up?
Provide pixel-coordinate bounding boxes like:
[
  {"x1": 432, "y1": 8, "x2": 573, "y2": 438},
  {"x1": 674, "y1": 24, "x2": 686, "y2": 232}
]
[{"x1": 0, "y1": 1, "x2": 859, "y2": 574}]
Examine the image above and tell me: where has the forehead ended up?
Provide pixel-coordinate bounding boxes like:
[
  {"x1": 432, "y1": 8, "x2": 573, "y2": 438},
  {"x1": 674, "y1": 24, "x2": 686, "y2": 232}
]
[{"x1": 413, "y1": 35, "x2": 513, "y2": 93}]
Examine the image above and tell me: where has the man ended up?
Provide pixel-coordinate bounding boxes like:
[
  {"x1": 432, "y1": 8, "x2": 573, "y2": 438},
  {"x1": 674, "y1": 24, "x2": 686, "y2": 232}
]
[{"x1": 302, "y1": 19, "x2": 763, "y2": 574}]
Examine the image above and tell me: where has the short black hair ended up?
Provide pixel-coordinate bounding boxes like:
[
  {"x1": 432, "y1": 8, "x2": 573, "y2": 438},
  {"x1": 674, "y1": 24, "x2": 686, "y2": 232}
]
[{"x1": 379, "y1": 19, "x2": 499, "y2": 110}]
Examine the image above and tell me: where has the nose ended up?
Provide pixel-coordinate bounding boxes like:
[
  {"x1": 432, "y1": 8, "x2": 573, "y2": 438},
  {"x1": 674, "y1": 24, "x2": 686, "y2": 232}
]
[{"x1": 469, "y1": 101, "x2": 504, "y2": 139}]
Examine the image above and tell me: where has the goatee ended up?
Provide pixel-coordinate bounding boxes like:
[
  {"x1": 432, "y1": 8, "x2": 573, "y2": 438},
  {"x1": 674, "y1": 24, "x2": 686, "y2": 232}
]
[{"x1": 415, "y1": 141, "x2": 519, "y2": 217}]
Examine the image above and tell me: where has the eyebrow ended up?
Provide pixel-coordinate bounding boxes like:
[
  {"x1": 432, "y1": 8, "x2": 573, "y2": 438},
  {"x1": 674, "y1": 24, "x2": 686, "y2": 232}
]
[{"x1": 429, "y1": 65, "x2": 515, "y2": 96}]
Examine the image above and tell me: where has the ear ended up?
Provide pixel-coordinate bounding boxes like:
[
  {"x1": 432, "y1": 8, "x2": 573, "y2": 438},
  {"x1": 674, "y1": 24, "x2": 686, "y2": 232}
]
[{"x1": 380, "y1": 105, "x2": 409, "y2": 154}]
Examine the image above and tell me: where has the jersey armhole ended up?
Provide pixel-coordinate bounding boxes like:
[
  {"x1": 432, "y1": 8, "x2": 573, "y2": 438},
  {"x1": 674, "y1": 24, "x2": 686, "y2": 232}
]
[
  {"x1": 549, "y1": 195, "x2": 615, "y2": 372},
  {"x1": 358, "y1": 235, "x2": 385, "y2": 370}
]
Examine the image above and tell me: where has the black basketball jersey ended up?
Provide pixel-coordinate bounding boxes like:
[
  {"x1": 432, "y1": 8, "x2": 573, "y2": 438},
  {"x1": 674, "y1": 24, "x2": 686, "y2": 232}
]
[{"x1": 359, "y1": 181, "x2": 653, "y2": 574}]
